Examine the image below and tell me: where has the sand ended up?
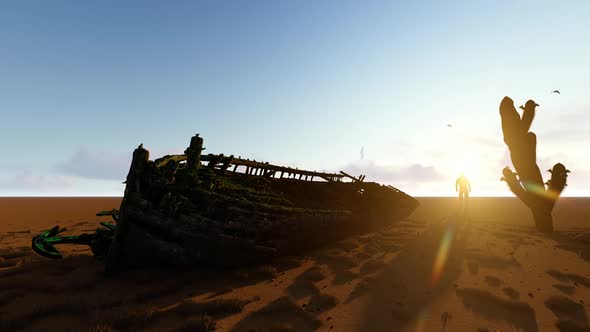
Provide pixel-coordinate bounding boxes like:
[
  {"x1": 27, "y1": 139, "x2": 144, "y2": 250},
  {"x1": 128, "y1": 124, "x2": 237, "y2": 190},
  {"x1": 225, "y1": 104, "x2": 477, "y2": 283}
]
[{"x1": 1, "y1": 197, "x2": 589, "y2": 331}]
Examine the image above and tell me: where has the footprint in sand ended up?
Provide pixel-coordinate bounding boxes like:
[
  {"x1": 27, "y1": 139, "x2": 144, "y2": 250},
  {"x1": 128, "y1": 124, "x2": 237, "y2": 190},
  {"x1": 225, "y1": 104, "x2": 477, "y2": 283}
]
[
  {"x1": 285, "y1": 264, "x2": 325, "y2": 300},
  {"x1": 7, "y1": 230, "x2": 31, "y2": 234},
  {"x1": 0, "y1": 257, "x2": 20, "y2": 268},
  {"x1": 468, "y1": 262, "x2": 480, "y2": 275},
  {"x1": 503, "y1": 287, "x2": 520, "y2": 300},
  {"x1": 0, "y1": 248, "x2": 32, "y2": 260},
  {"x1": 286, "y1": 279, "x2": 320, "y2": 299},
  {"x1": 333, "y1": 238, "x2": 361, "y2": 252},
  {"x1": 376, "y1": 240, "x2": 403, "y2": 252},
  {"x1": 206, "y1": 287, "x2": 233, "y2": 300},
  {"x1": 305, "y1": 293, "x2": 338, "y2": 314},
  {"x1": 345, "y1": 278, "x2": 373, "y2": 303},
  {"x1": 314, "y1": 251, "x2": 360, "y2": 286},
  {"x1": 230, "y1": 296, "x2": 322, "y2": 331},
  {"x1": 456, "y1": 288, "x2": 537, "y2": 332},
  {"x1": 465, "y1": 250, "x2": 521, "y2": 270},
  {"x1": 315, "y1": 251, "x2": 358, "y2": 271},
  {"x1": 299, "y1": 266, "x2": 327, "y2": 282},
  {"x1": 484, "y1": 276, "x2": 503, "y2": 288},
  {"x1": 354, "y1": 250, "x2": 372, "y2": 261},
  {"x1": 545, "y1": 295, "x2": 590, "y2": 331},
  {"x1": 553, "y1": 284, "x2": 576, "y2": 295},
  {"x1": 359, "y1": 258, "x2": 386, "y2": 275},
  {"x1": 546, "y1": 270, "x2": 590, "y2": 288},
  {"x1": 166, "y1": 296, "x2": 259, "y2": 318}
]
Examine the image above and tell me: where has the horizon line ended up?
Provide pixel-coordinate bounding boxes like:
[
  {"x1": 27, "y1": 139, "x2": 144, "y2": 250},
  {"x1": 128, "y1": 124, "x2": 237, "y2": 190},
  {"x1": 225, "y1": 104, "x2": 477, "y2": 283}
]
[{"x1": 1, "y1": 195, "x2": 590, "y2": 198}]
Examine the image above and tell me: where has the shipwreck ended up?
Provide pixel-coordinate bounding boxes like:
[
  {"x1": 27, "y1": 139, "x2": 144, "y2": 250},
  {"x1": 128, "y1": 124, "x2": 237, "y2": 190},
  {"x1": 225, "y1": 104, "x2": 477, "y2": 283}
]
[{"x1": 32, "y1": 134, "x2": 420, "y2": 275}]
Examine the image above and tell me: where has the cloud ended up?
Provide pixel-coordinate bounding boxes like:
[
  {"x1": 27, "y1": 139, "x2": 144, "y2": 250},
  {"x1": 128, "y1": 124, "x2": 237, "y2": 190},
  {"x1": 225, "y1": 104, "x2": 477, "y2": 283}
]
[
  {"x1": 546, "y1": 108, "x2": 589, "y2": 124},
  {"x1": 54, "y1": 146, "x2": 132, "y2": 181},
  {"x1": 471, "y1": 135, "x2": 504, "y2": 148},
  {"x1": 539, "y1": 108, "x2": 590, "y2": 141},
  {"x1": 496, "y1": 148, "x2": 572, "y2": 171},
  {"x1": 339, "y1": 160, "x2": 444, "y2": 184},
  {"x1": 0, "y1": 170, "x2": 77, "y2": 191},
  {"x1": 538, "y1": 127, "x2": 588, "y2": 142},
  {"x1": 53, "y1": 146, "x2": 186, "y2": 181}
]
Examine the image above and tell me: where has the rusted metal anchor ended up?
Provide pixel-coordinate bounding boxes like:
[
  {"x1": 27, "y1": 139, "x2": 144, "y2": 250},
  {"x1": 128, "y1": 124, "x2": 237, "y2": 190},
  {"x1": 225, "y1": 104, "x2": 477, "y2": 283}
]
[{"x1": 31, "y1": 210, "x2": 118, "y2": 261}]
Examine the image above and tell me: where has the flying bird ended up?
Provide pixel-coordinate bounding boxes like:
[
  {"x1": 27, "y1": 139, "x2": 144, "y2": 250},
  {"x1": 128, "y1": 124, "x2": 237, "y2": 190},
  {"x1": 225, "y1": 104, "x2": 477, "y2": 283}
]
[
  {"x1": 519, "y1": 100, "x2": 539, "y2": 133},
  {"x1": 551, "y1": 90, "x2": 560, "y2": 94},
  {"x1": 447, "y1": 124, "x2": 453, "y2": 128}
]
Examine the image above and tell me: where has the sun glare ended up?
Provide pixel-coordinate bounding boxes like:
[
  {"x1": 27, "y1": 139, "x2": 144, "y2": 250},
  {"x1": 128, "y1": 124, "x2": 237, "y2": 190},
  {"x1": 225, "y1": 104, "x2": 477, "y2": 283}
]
[{"x1": 451, "y1": 154, "x2": 482, "y2": 182}]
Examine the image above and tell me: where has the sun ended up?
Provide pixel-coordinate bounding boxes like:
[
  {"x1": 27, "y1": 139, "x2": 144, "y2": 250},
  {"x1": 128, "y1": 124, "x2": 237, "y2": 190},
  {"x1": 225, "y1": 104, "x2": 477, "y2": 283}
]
[{"x1": 452, "y1": 154, "x2": 482, "y2": 181}]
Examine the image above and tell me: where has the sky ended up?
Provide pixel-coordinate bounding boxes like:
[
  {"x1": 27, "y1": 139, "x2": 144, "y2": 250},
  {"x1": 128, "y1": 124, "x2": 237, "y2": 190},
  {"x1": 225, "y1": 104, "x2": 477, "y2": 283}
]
[{"x1": 0, "y1": 0, "x2": 589, "y2": 196}]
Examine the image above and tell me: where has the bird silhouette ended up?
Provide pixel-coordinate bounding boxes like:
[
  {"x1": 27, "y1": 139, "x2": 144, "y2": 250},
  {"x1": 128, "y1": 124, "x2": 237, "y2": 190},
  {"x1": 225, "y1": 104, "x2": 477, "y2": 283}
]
[
  {"x1": 551, "y1": 90, "x2": 560, "y2": 94},
  {"x1": 447, "y1": 124, "x2": 453, "y2": 127},
  {"x1": 519, "y1": 100, "x2": 539, "y2": 133}
]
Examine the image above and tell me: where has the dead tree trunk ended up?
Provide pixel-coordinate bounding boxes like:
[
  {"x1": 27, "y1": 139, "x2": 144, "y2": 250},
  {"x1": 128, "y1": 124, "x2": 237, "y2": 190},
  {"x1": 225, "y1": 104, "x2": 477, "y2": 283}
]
[{"x1": 499, "y1": 96, "x2": 570, "y2": 232}]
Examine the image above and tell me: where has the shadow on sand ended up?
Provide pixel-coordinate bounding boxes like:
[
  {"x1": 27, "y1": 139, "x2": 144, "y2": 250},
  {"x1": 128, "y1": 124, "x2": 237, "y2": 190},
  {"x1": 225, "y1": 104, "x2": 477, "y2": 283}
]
[
  {"x1": 357, "y1": 212, "x2": 539, "y2": 332},
  {"x1": 547, "y1": 230, "x2": 590, "y2": 264},
  {"x1": 0, "y1": 249, "x2": 301, "y2": 332}
]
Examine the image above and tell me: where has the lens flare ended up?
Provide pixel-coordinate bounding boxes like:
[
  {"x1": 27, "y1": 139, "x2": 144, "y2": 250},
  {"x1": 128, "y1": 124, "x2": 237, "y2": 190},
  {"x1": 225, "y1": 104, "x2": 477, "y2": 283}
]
[
  {"x1": 414, "y1": 308, "x2": 430, "y2": 332},
  {"x1": 522, "y1": 181, "x2": 559, "y2": 200},
  {"x1": 431, "y1": 224, "x2": 454, "y2": 287}
]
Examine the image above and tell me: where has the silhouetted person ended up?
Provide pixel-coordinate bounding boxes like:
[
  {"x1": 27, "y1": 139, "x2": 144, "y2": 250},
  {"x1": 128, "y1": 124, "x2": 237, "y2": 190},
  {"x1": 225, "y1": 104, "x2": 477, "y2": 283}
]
[{"x1": 456, "y1": 173, "x2": 471, "y2": 209}]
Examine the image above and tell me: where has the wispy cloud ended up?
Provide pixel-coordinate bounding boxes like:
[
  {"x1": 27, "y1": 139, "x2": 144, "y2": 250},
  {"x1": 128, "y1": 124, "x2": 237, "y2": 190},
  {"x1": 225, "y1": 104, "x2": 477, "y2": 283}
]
[
  {"x1": 0, "y1": 170, "x2": 77, "y2": 191},
  {"x1": 53, "y1": 146, "x2": 187, "y2": 181},
  {"x1": 538, "y1": 128, "x2": 588, "y2": 142},
  {"x1": 54, "y1": 147, "x2": 131, "y2": 181},
  {"x1": 470, "y1": 135, "x2": 504, "y2": 148},
  {"x1": 339, "y1": 160, "x2": 444, "y2": 185},
  {"x1": 540, "y1": 107, "x2": 589, "y2": 141}
]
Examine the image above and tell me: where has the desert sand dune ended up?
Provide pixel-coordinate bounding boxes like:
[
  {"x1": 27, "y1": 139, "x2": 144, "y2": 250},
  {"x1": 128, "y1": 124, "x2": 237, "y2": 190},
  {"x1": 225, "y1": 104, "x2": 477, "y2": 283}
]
[{"x1": 1, "y1": 197, "x2": 590, "y2": 331}]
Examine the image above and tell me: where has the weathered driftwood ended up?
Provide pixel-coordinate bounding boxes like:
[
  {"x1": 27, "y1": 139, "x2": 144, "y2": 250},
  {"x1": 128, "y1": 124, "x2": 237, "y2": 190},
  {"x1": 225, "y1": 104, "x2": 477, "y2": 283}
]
[{"x1": 499, "y1": 96, "x2": 570, "y2": 232}]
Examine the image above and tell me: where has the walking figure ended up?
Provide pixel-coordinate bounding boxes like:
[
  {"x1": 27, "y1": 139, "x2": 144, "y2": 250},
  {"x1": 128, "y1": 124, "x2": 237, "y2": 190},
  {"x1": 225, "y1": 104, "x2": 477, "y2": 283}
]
[{"x1": 456, "y1": 173, "x2": 471, "y2": 210}]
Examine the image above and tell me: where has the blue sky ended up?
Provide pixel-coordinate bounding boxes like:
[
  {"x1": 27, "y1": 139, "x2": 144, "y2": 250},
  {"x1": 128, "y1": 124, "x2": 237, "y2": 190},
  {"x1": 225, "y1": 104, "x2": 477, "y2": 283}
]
[{"x1": 1, "y1": 1, "x2": 589, "y2": 196}]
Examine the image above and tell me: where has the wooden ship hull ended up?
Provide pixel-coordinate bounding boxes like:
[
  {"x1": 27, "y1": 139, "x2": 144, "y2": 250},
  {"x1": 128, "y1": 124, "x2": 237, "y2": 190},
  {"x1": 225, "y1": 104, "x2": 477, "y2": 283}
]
[{"x1": 104, "y1": 134, "x2": 420, "y2": 274}]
